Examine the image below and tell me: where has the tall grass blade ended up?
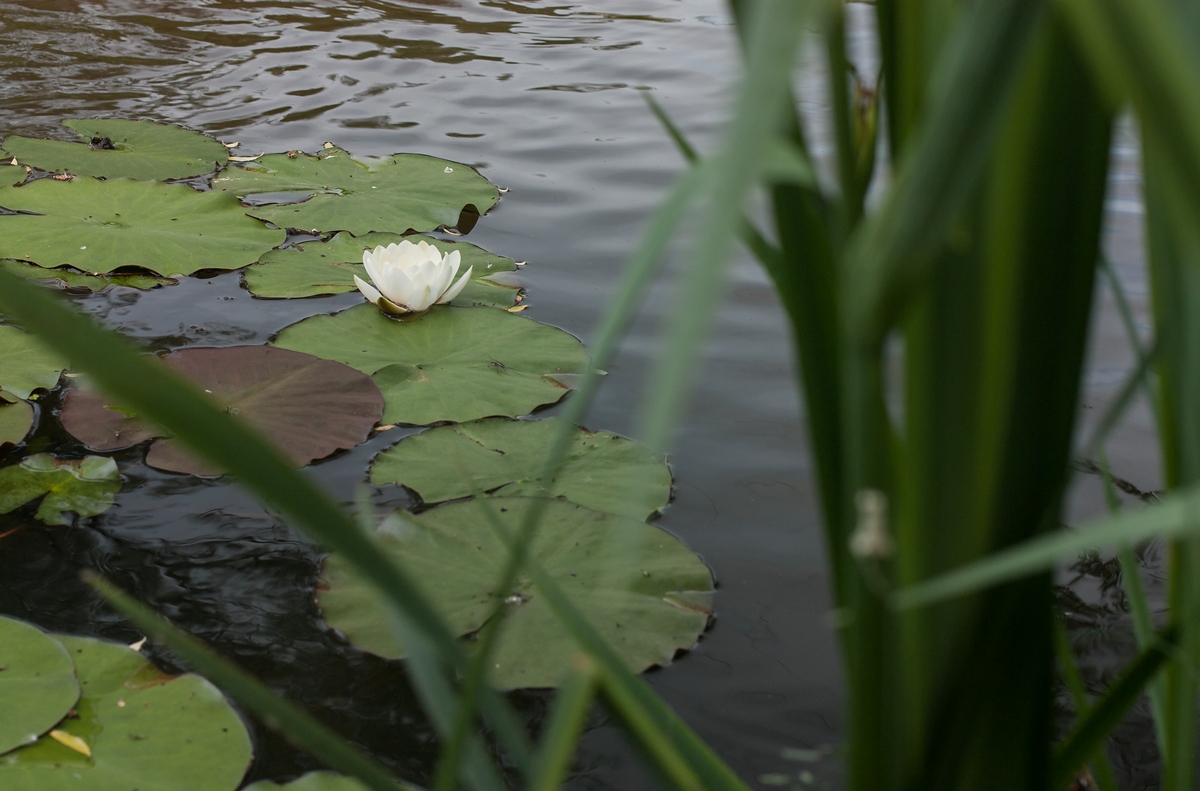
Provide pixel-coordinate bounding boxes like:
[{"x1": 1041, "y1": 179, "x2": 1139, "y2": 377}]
[
  {"x1": 845, "y1": 0, "x2": 1044, "y2": 347},
  {"x1": 528, "y1": 657, "x2": 599, "y2": 791},
  {"x1": 637, "y1": 0, "x2": 809, "y2": 453}
]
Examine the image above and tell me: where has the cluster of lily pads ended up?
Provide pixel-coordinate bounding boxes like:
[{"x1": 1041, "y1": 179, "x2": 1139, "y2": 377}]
[{"x1": 0, "y1": 119, "x2": 713, "y2": 786}]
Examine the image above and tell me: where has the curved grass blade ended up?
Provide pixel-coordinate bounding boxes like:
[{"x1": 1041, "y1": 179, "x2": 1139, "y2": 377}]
[
  {"x1": 892, "y1": 480, "x2": 1200, "y2": 609},
  {"x1": 86, "y1": 573, "x2": 413, "y2": 791},
  {"x1": 0, "y1": 269, "x2": 517, "y2": 790},
  {"x1": 1050, "y1": 624, "x2": 1179, "y2": 791},
  {"x1": 1053, "y1": 616, "x2": 1120, "y2": 791}
]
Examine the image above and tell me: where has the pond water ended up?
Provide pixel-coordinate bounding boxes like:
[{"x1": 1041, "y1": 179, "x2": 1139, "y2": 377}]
[
  {"x1": 0, "y1": 1, "x2": 1164, "y2": 789},
  {"x1": 0, "y1": 1, "x2": 842, "y2": 789}
]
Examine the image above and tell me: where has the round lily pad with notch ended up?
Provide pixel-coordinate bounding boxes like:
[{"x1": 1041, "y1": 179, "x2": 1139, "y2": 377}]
[
  {"x1": 0, "y1": 454, "x2": 120, "y2": 526},
  {"x1": 319, "y1": 497, "x2": 714, "y2": 689},
  {"x1": 272, "y1": 304, "x2": 588, "y2": 426},
  {"x1": 0, "y1": 634, "x2": 252, "y2": 791},
  {"x1": 2, "y1": 258, "x2": 175, "y2": 292},
  {"x1": 0, "y1": 177, "x2": 285, "y2": 276},
  {"x1": 0, "y1": 616, "x2": 79, "y2": 756},
  {"x1": 0, "y1": 392, "x2": 34, "y2": 447},
  {"x1": 60, "y1": 346, "x2": 384, "y2": 476},
  {"x1": 371, "y1": 417, "x2": 671, "y2": 520},
  {"x1": 0, "y1": 325, "x2": 67, "y2": 399},
  {"x1": 213, "y1": 147, "x2": 500, "y2": 235},
  {"x1": 245, "y1": 231, "x2": 522, "y2": 306},
  {"x1": 1, "y1": 119, "x2": 228, "y2": 181}
]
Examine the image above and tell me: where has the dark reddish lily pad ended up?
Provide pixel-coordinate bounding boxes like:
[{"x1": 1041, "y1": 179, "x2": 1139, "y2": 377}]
[{"x1": 60, "y1": 346, "x2": 383, "y2": 476}]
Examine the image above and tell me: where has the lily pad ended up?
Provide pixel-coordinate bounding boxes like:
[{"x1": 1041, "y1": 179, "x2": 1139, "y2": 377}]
[
  {"x1": 244, "y1": 773, "x2": 374, "y2": 791},
  {"x1": 1, "y1": 259, "x2": 174, "y2": 292},
  {"x1": 61, "y1": 346, "x2": 384, "y2": 476},
  {"x1": 0, "y1": 634, "x2": 252, "y2": 790},
  {"x1": 214, "y1": 147, "x2": 500, "y2": 235},
  {"x1": 0, "y1": 394, "x2": 34, "y2": 447},
  {"x1": 1, "y1": 119, "x2": 228, "y2": 181},
  {"x1": 370, "y1": 417, "x2": 671, "y2": 520},
  {"x1": 0, "y1": 177, "x2": 285, "y2": 276},
  {"x1": 319, "y1": 497, "x2": 714, "y2": 689},
  {"x1": 0, "y1": 454, "x2": 120, "y2": 526},
  {"x1": 0, "y1": 325, "x2": 67, "y2": 400},
  {"x1": 0, "y1": 616, "x2": 79, "y2": 756},
  {"x1": 245, "y1": 232, "x2": 522, "y2": 307},
  {"x1": 272, "y1": 304, "x2": 588, "y2": 426}
]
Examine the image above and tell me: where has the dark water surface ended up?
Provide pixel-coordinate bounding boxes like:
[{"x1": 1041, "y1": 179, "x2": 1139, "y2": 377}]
[{"x1": 0, "y1": 2, "x2": 843, "y2": 789}]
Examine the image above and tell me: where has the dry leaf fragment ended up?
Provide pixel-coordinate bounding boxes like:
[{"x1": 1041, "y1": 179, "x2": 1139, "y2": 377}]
[
  {"x1": 49, "y1": 729, "x2": 92, "y2": 757},
  {"x1": 129, "y1": 637, "x2": 148, "y2": 652},
  {"x1": 229, "y1": 154, "x2": 262, "y2": 162},
  {"x1": 506, "y1": 305, "x2": 528, "y2": 313}
]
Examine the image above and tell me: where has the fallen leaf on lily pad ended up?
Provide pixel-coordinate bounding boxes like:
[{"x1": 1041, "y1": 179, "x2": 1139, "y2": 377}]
[
  {"x1": 0, "y1": 635, "x2": 252, "y2": 791},
  {"x1": 0, "y1": 616, "x2": 79, "y2": 756},
  {"x1": 214, "y1": 146, "x2": 499, "y2": 235},
  {"x1": 244, "y1": 231, "x2": 522, "y2": 307},
  {"x1": 47, "y1": 730, "x2": 90, "y2": 757},
  {"x1": 370, "y1": 417, "x2": 672, "y2": 520},
  {"x1": 272, "y1": 304, "x2": 588, "y2": 426},
  {"x1": 0, "y1": 454, "x2": 120, "y2": 526},
  {"x1": 61, "y1": 346, "x2": 383, "y2": 476},
  {"x1": 0, "y1": 177, "x2": 285, "y2": 276},
  {"x1": 319, "y1": 497, "x2": 714, "y2": 689},
  {"x1": 1, "y1": 118, "x2": 228, "y2": 181}
]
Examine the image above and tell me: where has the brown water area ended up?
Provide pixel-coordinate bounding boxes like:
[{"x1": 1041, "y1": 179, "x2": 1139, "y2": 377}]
[{"x1": 0, "y1": 1, "x2": 1164, "y2": 789}]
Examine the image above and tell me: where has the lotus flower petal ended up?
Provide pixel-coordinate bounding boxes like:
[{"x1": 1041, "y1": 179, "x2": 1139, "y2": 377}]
[
  {"x1": 354, "y1": 274, "x2": 384, "y2": 305},
  {"x1": 437, "y1": 266, "x2": 473, "y2": 304},
  {"x1": 358, "y1": 239, "x2": 471, "y2": 314}
]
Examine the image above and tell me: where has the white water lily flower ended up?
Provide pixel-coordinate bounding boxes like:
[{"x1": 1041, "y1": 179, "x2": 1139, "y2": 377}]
[{"x1": 354, "y1": 240, "x2": 473, "y2": 315}]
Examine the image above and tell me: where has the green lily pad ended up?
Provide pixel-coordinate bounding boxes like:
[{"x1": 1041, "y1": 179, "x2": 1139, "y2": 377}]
[
  {"x1": 0, "y1": 454, "x2": 120, "y2": 526},
  {"x1": 1, "y1": 156, "x2": 23, "y2": 186},
  {"x1": 244, "y1": 232, "x2": 522, "y2": 307},
  {"x1": 370, "y1": 417, "x2": 671, "y2": 520},
  {"x1": 1, "y1": 259, "x2": 175, "y2": 292},
  {"x1": 0, "y1": 616, "x2": 80, "y2": 756},
  {"x1": 0, "y1": 325, "x2": 67, "y2": 399},
  {"x1": 0, "y1": 634, "x2": 252, "y2": 790},
  {"x1": 319, "y1": 497, "x2": 714, "y2": 689},
  {"x1": 0, "y1": 177, "x2": 285, "y2": 276},
  {"x1": 244, "y1": 772, "x2": 375, "y2": 791},
  {"x1": 61, "y1": 346, "x2": 384, "y2": 476},
  {"x1": 272, "y1": 304, "x2": 588, "y2": 426},
  {"x1": 214, "y1": 147, "x2": 500, "y2": 235},
  {"x1": 0, "y1": 394, "x2": 34, "y2": 447},
  {"x1": 1, "y1": 119, "x2": 228, "y2": 181}
]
